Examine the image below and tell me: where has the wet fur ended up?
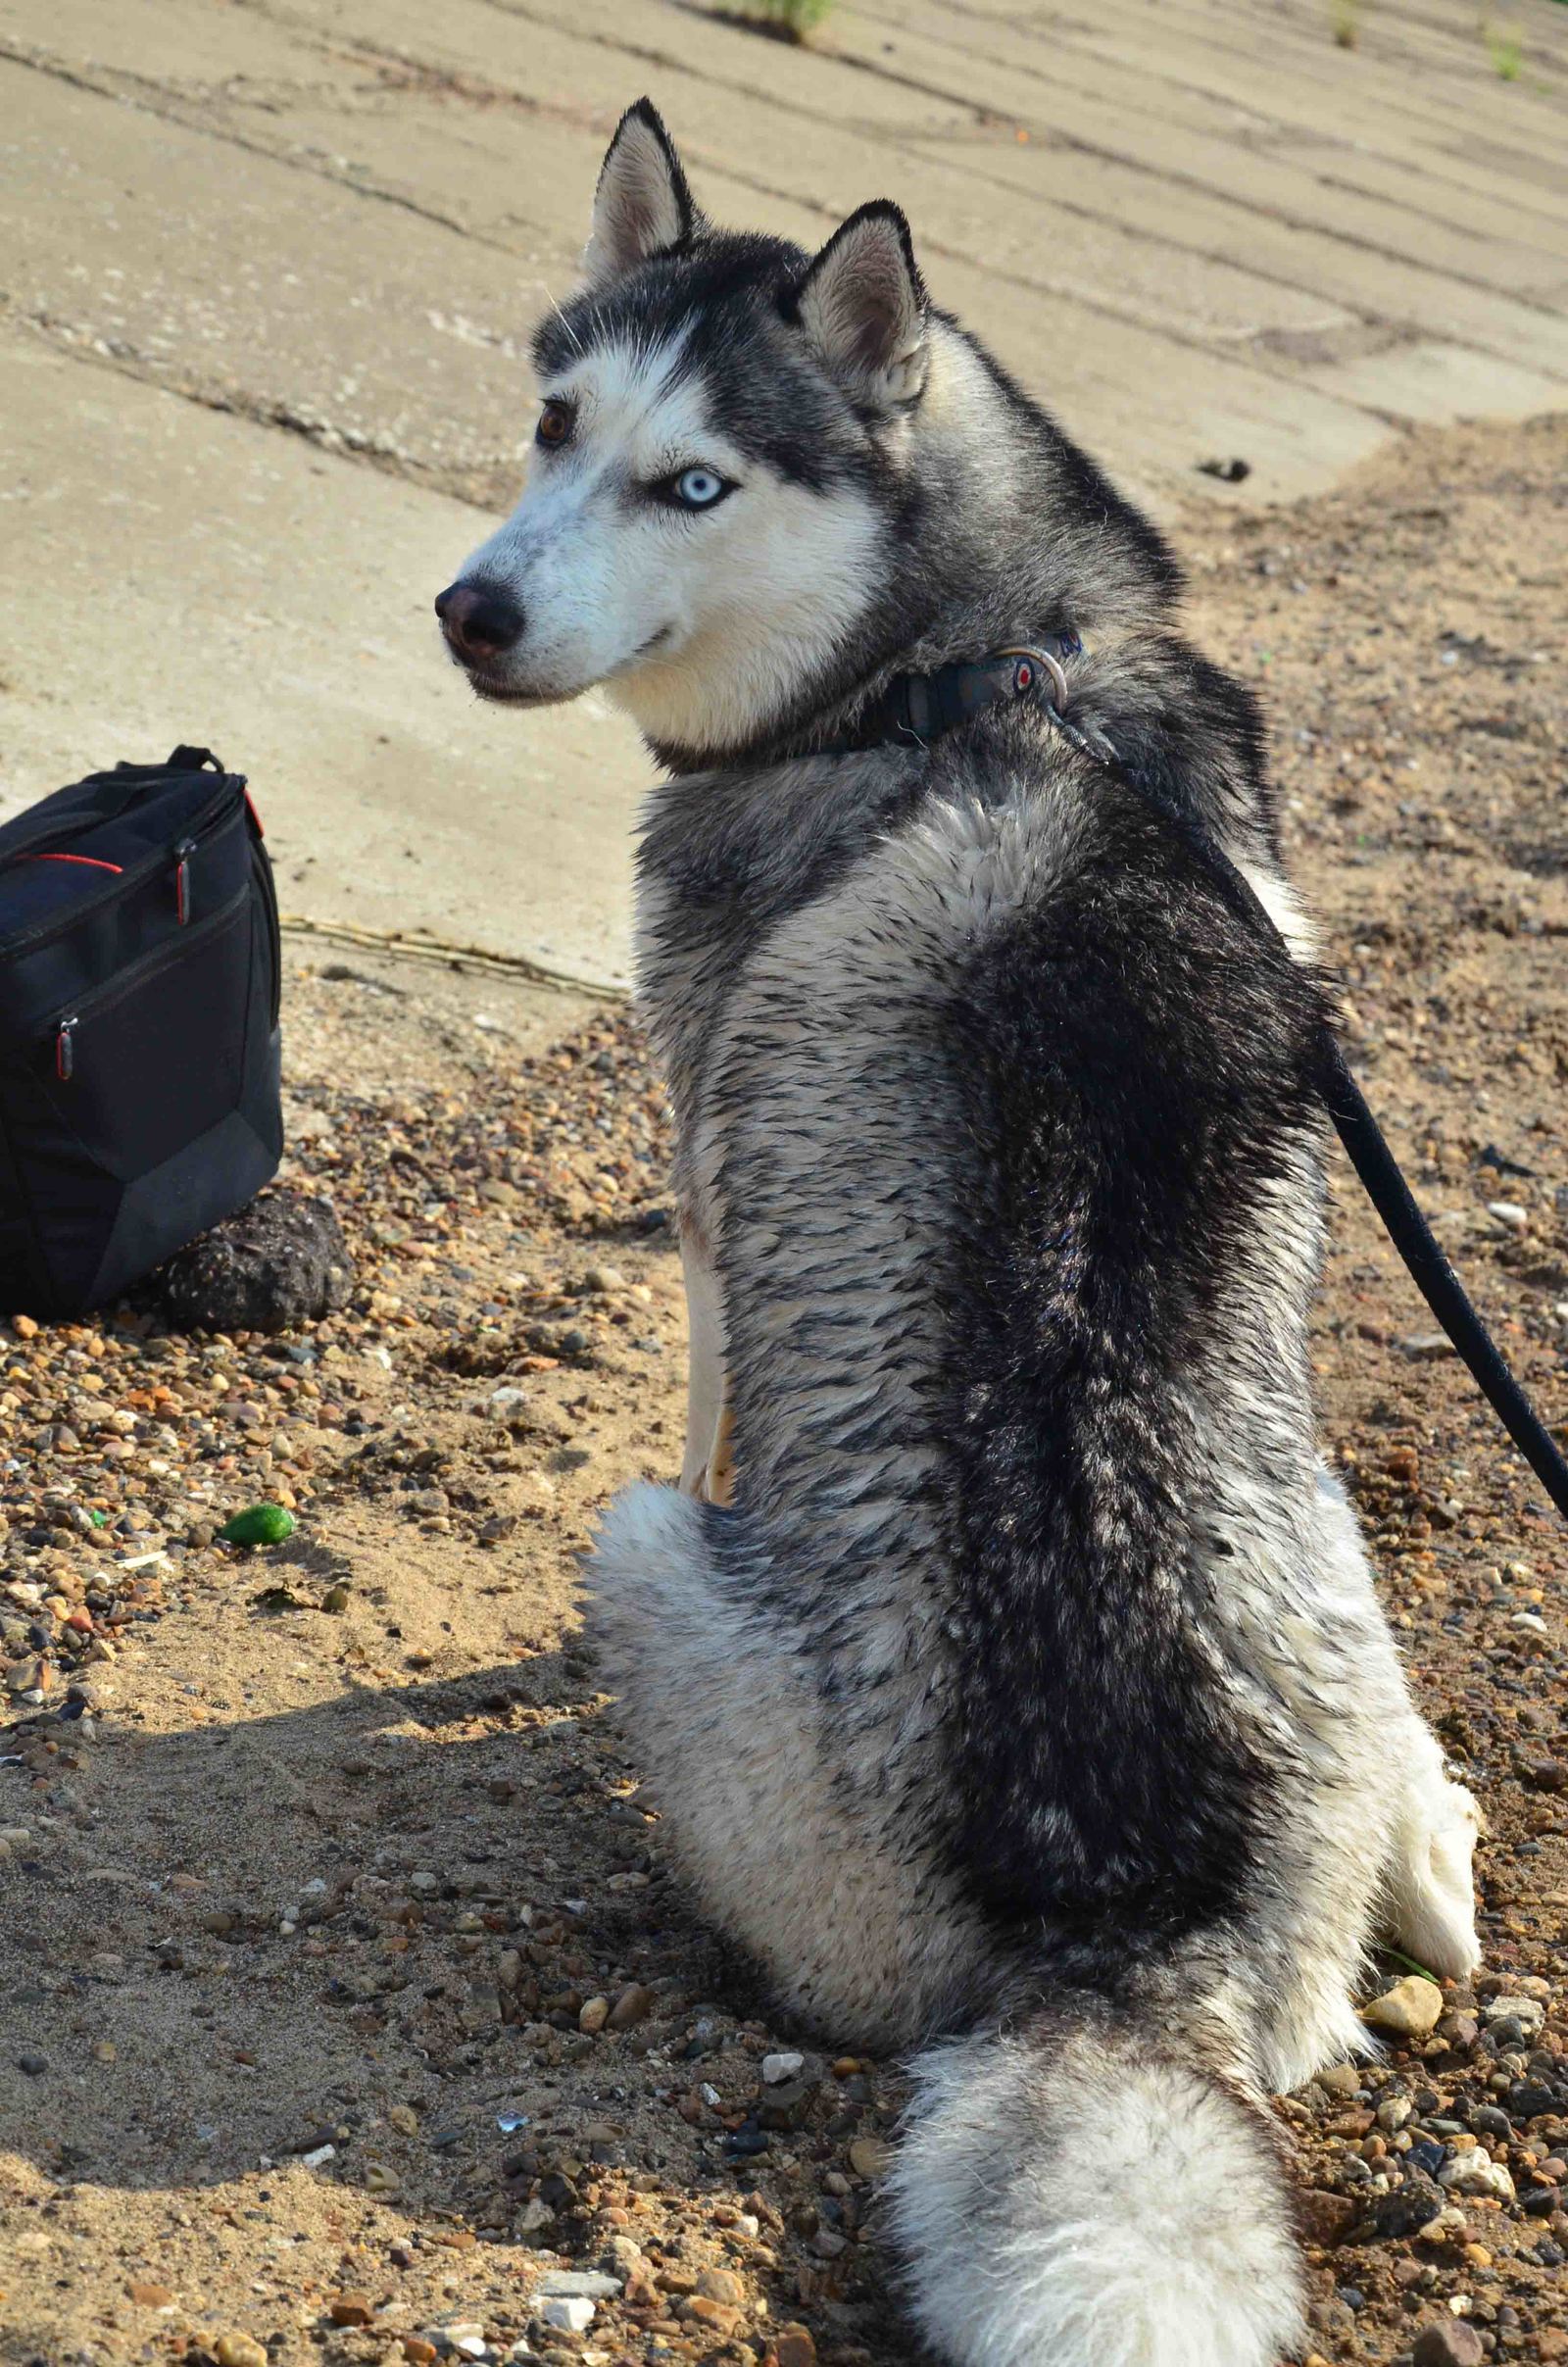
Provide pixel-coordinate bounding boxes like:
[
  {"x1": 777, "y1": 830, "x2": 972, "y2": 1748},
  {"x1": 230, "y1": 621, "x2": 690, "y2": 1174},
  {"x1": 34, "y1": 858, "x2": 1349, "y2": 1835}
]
[{"x1": 443, "y1": 101, "x2": 1481, "y2": 2367}]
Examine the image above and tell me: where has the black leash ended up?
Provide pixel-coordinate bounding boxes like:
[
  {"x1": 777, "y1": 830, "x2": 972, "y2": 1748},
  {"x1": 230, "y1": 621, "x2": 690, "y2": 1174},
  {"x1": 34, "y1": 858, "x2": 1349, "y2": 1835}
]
[
  {"x1": 1321, "y1": 1045, "x2": 1568, "y2": 1520},
  {"x1": 828, "y1": 639, "x2": 1568, "y2": 1524}
]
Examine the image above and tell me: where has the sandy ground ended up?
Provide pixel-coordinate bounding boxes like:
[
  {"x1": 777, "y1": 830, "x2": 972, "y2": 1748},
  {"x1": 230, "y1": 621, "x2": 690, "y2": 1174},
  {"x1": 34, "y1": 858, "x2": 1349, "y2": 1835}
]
[{"x1": 2, "y1": 412, "x2": 1567, "y2": 2367}]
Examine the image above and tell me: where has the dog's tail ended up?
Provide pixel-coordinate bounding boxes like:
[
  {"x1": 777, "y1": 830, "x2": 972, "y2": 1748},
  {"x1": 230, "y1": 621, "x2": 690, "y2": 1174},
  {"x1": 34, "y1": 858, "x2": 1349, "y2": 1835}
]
[{"x1": 888, "y1": 1995, "x2": 1303, "y2": 2367}]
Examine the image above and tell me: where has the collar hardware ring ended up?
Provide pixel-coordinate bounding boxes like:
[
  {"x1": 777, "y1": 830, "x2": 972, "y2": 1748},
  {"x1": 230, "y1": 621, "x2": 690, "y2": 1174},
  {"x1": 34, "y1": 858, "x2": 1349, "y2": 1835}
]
[{"x1": 1000, "y1": 643, "x2": 1070, "y2": 710}]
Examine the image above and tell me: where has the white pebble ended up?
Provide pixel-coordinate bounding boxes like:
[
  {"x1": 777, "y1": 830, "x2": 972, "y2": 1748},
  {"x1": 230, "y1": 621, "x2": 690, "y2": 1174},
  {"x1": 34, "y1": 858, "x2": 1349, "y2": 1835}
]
[
  {"x1": 1487, "y1": 1202, "x2": 1528, "y2": 1230},
  {"x1": 762, "y1": 2050, "x2": 806, "y2": 2085},
  {"x1": 1482, "y1": 1994, "x2": 1546, "y2": 2035},
  {"x1": 540, "y1": 2296, "x2": 595, "y2": 2333},
  {"x1": 1439, "y1": 2146, "x2": 1515, "y2": 2201}
]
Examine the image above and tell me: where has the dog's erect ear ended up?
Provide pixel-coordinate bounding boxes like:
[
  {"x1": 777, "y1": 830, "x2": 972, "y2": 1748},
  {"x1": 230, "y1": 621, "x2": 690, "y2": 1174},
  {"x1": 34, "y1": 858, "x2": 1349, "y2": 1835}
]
[
  {"x1": 582, "y1": 99, "x2": 700, "y2": 287},
  {"x1": 794, "y1": 202, "x2": 928, "y2": 409}
]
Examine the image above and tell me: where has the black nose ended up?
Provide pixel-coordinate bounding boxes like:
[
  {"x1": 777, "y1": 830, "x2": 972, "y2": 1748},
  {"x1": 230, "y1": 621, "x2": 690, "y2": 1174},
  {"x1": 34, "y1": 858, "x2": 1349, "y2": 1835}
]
[{"x1": 435, "y1": 580, "x2": 524, "y2": 663}]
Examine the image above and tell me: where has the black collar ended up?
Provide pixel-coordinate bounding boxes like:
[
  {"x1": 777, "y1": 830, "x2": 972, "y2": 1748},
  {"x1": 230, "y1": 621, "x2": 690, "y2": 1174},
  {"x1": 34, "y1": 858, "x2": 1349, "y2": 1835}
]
[{"x1": 814, "y1": 629, "x2": 1084, "y2": 757}]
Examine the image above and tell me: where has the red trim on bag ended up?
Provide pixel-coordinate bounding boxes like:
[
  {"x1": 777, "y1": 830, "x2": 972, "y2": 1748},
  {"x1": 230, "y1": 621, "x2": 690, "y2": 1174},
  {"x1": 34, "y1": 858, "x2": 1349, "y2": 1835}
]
[
  {"x1": 19, "y1": 852, "x2": 124, "y2": 873},
  {"x1": 244, "y1": 790, "x2": 265, "y2": 838}
]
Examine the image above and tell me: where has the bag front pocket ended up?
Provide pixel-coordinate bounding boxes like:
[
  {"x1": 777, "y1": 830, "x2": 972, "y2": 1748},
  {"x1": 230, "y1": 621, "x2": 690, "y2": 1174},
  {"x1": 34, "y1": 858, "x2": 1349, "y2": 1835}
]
[{"x1": 30, "y1": 888, "x2": 254, "y2": 1183}]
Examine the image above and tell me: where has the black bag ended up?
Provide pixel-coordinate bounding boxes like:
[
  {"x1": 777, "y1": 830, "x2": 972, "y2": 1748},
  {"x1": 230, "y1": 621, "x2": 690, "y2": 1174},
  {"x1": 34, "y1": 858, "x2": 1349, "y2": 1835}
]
[{"x1": 0, "y1": 747, "x2": 283, "y2": 1318}]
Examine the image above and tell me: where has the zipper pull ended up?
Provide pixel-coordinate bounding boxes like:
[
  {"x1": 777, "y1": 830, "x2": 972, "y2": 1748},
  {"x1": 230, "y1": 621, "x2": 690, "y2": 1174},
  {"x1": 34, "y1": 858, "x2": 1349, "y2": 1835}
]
[
  {"x1": 173, "y1": 837, "x2": 196, "y2": 924},
  {"x1": 56, "y1": 1016, "x2": 77, "y2": 1081}
]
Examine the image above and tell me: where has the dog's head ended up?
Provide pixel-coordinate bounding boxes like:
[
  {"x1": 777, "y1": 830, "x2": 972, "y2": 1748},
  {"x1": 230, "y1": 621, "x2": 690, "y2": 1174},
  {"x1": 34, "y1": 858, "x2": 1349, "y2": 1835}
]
[{"x1": 435, "y1": 100, "x2": 933, "y2": 760}]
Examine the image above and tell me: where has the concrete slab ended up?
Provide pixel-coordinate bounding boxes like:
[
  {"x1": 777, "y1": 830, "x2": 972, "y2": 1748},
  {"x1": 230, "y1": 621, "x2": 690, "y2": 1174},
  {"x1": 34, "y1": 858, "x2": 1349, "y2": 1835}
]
[
  {"x1": 1, "y1": 0, "x2": 1564, "y2": 986},
  {"x1": 0, "y1": 329, "x2": 643, "y2": 989}
]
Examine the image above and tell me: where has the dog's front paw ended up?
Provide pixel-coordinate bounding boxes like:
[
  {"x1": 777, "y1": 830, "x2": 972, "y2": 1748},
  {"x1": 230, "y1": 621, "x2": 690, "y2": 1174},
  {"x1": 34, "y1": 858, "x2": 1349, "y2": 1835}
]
[{"x1": 1391, "y1": 1779, "x2": 1482, "y2": 1982}]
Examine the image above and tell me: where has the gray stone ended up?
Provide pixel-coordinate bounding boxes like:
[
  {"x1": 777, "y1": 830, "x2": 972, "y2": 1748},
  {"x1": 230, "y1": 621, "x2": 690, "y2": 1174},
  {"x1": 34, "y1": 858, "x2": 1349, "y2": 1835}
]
[
  {"x1": 1369, "y1": 2170, "x2": 1444, "y2": 2239},
  {"x1": 161, "y1": 1187, "x2": 353, "y2": 1334}
]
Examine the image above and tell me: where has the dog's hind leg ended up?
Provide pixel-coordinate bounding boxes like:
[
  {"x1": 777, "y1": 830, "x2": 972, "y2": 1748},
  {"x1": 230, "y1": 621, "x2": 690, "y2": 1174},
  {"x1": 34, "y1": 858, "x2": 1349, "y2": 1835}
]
[{"x1": 585, "y1": 1481, "x2": 982, "y2": 2044}]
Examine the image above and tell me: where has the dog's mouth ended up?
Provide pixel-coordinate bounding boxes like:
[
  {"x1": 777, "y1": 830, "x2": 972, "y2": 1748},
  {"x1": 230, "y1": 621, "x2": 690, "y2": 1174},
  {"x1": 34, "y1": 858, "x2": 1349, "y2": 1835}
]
[
  {"x1": 466, "y1": 677, "x2": 555, "y2": 708},
  {"x1": 446, "y1": 625, "x2": 674, "y2": 709}
]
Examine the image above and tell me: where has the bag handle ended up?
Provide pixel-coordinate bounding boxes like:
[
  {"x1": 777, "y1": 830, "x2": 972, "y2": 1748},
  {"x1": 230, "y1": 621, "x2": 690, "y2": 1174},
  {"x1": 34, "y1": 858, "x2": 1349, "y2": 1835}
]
[{"x1": 0, "y1": 748, "x2": 233, "y2": 870}]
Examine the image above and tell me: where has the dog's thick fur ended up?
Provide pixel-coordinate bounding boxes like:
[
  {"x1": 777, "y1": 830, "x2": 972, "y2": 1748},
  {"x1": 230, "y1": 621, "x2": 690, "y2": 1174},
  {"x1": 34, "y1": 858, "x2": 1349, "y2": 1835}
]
[{"x1": 438, "y1": 101, "x2": 1482, "y2": 2367}]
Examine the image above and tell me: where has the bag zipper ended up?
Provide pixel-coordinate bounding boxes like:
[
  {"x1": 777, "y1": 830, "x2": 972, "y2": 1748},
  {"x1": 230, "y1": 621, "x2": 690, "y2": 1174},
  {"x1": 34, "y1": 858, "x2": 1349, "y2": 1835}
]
[
  {"x1": 17, "y1": 853, "x2": 125, "y2": 875},
  {"x1": 44, "y1": 885, "x2": 249, "y2": 1084}
]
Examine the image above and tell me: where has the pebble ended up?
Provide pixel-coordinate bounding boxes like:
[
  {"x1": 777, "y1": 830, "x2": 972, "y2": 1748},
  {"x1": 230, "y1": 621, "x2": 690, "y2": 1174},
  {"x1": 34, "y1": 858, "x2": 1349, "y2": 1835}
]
[
  {"x1": 538, "y1": 2295, "x2": 595, "y2": 2332},
  {"x1": 16, "y1": 2051, "x2": 48, "y2": 2076},
  {"x1": 1482, "y1": 1994, "x2": 1546, "y2": 2037},
  {"x1": 534, "y1": 2272, "x2": 620, "y2": 2299},
  {"x1": 1362, "y1": 1976, "x2": 1445, "y2": 2038},
  {"x1": 213, "y1": 2340, "x2": 268, "y2": 2367},
  {"x1": 1412, "y1": 2321, "x2": 1486, "y2": 2367},
  {"x1": 1315, "y1": 2062, "x2": 1363, "y2": 2097},
  {"x1": 684, "y1": 2293, "x2": 745, "y2": 2335},
  {"x1": 849, "y1": 2136, "x2": 895, "y2": 2178},
  {"x1": 1298, "y1": 2190, "x2": 1358, "y2": 2246},
  {"x1": 608, "y1": 1982, "x2": 656, "y2": 2030},
  {"x1": 1439, "y1": 2145, "x2": 1515, "y2": 2200},
  {"x1": 421, "y1": 2324, "x2": 485, "y2": 2360},
  {"x1": 762, "y1": 2050, "x2": 806, "y2": 2085}
]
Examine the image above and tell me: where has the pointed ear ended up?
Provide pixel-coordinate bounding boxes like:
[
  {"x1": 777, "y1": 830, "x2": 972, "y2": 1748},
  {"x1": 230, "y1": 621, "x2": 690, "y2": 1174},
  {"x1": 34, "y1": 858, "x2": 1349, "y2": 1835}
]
[
  {"x1": 582, "y1": 99, "x2": 700, "y2": 288},
  {"x1": 794, "y1": 202, "x2": 928, "y2": 409}
]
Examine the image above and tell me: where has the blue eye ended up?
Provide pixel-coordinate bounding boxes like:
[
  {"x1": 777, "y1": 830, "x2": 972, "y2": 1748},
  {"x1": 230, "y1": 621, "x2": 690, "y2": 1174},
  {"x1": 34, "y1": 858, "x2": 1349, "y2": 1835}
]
[{"x1": 671, "y1": 467, "x2": 728, "y2": 511}]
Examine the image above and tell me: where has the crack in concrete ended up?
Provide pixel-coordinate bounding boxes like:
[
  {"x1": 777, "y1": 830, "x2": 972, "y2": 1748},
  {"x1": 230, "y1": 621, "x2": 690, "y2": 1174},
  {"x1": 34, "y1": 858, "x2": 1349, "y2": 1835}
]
[
  {"x1": 0, "y1": 37, "x2": 508, "y2": 253},
  {"x1": 0, "y1": 300, "x2": 500, "y2": 514}
]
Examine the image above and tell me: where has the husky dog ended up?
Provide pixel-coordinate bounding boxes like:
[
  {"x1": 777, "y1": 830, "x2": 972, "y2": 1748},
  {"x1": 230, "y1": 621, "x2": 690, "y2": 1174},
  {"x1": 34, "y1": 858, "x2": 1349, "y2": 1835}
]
[{"x1": 435, "y1": 101, "x2": 1482, "y2": 2367}]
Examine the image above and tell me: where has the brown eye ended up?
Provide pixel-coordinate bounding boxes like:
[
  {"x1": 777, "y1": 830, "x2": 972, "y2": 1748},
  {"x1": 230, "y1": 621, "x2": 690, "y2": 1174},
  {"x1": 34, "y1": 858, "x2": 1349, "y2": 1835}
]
[{"x1": 537, "y1": 400, "x2": 573, "y2": 448}]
